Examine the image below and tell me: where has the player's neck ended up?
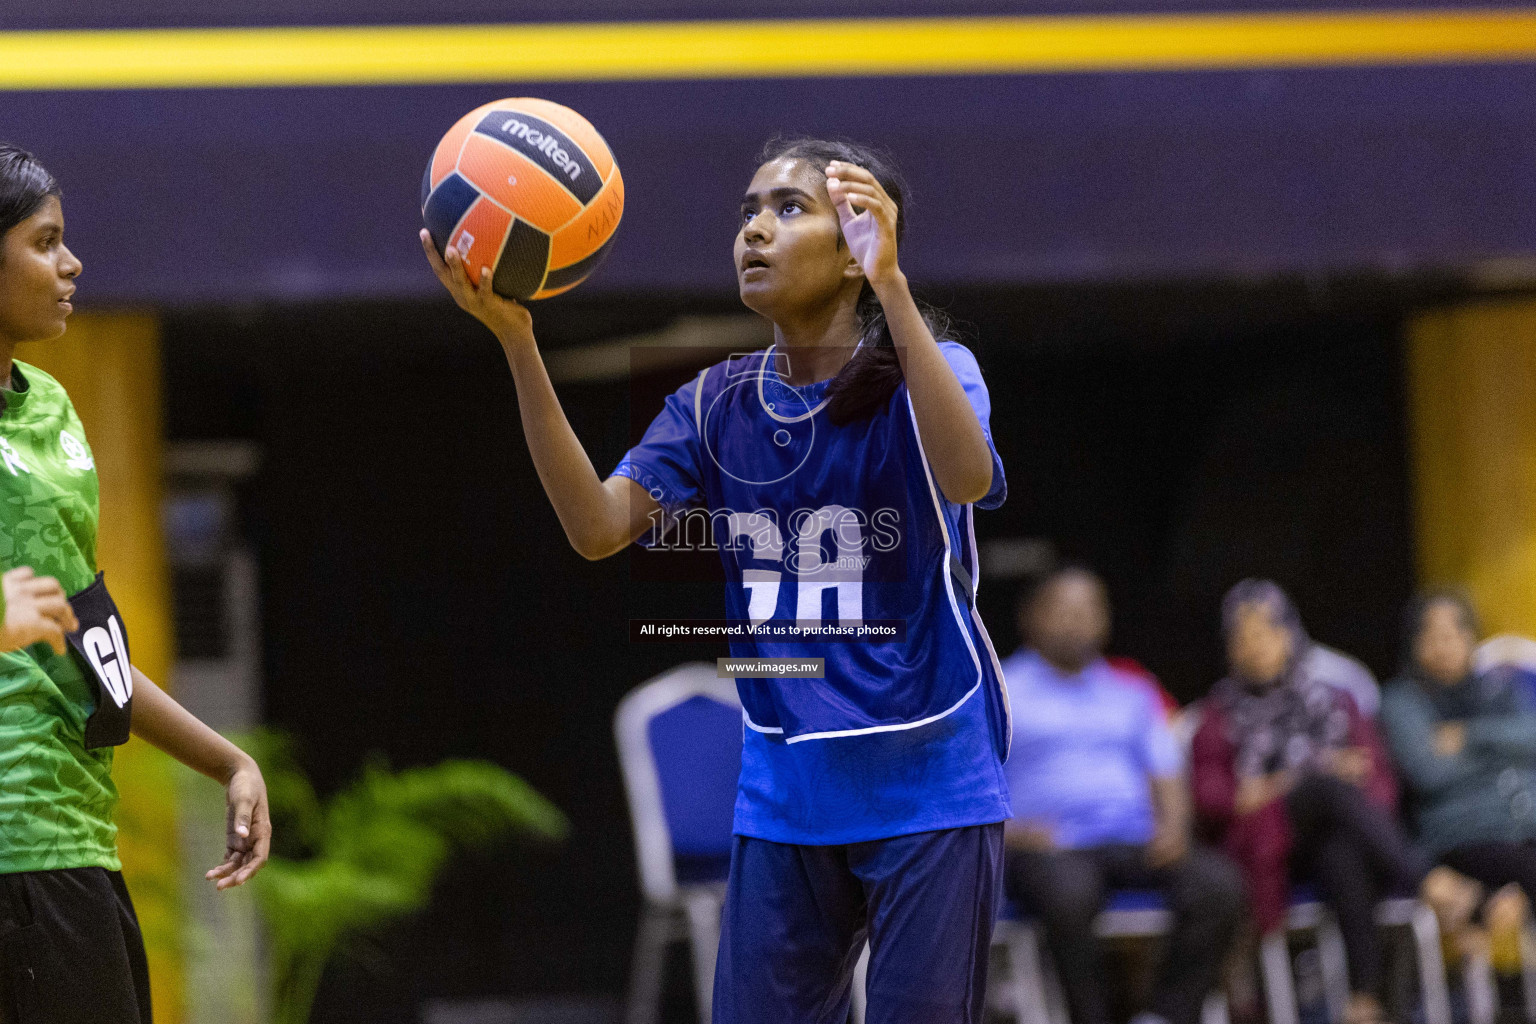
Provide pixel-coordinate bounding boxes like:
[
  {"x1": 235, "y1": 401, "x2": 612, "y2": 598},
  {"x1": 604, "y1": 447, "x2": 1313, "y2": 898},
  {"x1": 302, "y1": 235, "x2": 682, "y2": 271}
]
[
  {"x1": 0, "y1": 339, "x2": 15, "y2": 391},
  {"x1": 771, "y1": 297, "x2": 862, "y2": 385}
]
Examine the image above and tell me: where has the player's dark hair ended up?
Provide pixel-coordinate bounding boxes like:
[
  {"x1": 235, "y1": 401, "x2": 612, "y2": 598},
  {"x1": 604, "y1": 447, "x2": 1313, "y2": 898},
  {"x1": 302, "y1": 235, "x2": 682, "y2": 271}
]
[
  {"x1": 758, "y1": 137, "x2": 953, "y2": 425},
  {"x1": 0, "y1": 144, "x2": 61, "y2": 243}
]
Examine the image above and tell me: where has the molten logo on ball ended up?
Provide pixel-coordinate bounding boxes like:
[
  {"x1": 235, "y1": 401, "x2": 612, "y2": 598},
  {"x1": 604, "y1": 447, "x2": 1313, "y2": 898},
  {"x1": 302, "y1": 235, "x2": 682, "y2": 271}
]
[
  {"x1": 421, "y1": 97, "x2": 624, "y2": 301},
  {"x1": 497, "y1": 117, "x2": 582, "y2": 183}
]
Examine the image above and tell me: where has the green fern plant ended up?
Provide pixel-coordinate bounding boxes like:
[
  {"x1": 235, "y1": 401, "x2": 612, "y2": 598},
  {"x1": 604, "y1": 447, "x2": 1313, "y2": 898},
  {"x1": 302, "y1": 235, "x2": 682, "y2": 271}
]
[{"x1": 243, "y1": 730, "x2": 568, "y2": 1024}]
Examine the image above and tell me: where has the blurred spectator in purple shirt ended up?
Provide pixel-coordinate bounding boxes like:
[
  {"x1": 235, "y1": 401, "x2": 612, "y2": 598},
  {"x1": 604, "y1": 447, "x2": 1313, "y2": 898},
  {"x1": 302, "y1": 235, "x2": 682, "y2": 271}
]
[{"x1": 1001, "y1": 567, "x2": 1243, "y2": 1024}]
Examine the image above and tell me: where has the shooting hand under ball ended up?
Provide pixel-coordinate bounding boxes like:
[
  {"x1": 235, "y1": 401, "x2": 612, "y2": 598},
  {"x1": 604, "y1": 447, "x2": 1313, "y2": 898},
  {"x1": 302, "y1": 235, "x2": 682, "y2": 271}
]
[{"x1": 420, "y1": 229, "x2": 535, "y2": 353}]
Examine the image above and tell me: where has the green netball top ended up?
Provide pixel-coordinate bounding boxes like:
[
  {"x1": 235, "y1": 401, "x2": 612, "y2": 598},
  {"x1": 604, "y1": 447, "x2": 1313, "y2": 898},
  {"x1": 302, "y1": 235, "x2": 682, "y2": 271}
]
[{"x1": 0, "y1": 360, "x2": 120, "y2": 874}]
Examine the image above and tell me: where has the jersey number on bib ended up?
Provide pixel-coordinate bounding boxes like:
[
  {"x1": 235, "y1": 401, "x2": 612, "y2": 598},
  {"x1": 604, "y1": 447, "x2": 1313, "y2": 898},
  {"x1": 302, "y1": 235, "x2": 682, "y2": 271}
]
[{"x1": 725, "y1": 504, "x2": 865, "y2": 627}]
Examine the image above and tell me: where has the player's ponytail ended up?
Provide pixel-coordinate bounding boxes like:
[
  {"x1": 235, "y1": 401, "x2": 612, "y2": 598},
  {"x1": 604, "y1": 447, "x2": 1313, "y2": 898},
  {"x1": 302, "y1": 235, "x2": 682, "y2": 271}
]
[
  {"x1": 0, "y1": 144, "x2": 61, "y2": 242},
  {"x1": 759, "y1": 137, "x2": 952, "y2": 425}
]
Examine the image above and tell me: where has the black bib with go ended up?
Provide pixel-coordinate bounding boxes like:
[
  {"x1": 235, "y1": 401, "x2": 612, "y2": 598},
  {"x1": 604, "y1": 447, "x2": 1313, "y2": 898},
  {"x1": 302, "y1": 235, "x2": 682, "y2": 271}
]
[{"x1": 65, "y1": 573, "x2": 134, "y2": 748}]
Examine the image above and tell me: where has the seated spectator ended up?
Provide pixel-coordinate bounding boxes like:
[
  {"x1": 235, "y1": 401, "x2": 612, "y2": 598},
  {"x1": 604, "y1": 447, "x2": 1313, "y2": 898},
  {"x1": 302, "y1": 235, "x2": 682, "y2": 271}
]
[
  {"x1": 1001, "y1": 567, "x2": 1244, "y2": 1024},
  {"x1": 1380, "y1": 592, "x2": 1536, "y2": 962},
  {"x1": 1191, "y1": 579, "x2": 1481, "y2": 1024}
]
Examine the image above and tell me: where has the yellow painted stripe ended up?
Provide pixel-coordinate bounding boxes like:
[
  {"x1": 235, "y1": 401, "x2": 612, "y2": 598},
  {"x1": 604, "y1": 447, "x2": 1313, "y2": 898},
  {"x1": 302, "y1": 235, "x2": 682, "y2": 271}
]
[{"x1": 1, "y1": 10, "x2": 1534, "y2": 90}]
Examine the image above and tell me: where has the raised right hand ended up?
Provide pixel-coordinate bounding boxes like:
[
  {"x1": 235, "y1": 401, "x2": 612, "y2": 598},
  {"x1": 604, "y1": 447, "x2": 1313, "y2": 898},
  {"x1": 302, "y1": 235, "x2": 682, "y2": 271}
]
[
  {"x1": 419, "y1": 229, "x2": 536, "y2": 352},
  {"x1": 0, "y1": 566, "x2": 79, "y2": 655}
]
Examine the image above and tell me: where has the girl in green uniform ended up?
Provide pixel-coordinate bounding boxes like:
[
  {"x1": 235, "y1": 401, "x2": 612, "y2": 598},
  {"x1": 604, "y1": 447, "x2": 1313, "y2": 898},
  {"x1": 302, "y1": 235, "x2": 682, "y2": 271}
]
[{"x1": 0, "y1": 143, "x2": 271, "y2": 1023}]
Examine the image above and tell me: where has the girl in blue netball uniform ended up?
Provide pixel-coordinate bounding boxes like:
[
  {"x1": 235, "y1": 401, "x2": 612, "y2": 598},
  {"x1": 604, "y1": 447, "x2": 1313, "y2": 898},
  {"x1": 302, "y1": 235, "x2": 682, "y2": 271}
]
[{"x1": 423, "y1": 138, "x2": 1011, "y2": 1023}]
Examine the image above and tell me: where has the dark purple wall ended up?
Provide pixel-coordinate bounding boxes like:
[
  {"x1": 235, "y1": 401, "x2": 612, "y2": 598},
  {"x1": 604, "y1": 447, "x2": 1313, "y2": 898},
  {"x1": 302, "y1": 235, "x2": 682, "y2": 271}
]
[
  {"x1": 6, "y1": 61, "x2": 1535, "y2": 305},
  {"x1": 8, "y1": 0, "x2": 1532, "y2": 29}
]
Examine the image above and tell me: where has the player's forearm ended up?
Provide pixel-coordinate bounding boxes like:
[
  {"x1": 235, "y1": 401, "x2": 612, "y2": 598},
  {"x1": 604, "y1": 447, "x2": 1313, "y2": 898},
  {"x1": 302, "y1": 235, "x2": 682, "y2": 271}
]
[
  {"x1": 873, "y1": 275, "x2": 994, "y2": 504},
  {"x1": 499, "y1": 339, "x2": 633, "y2": 558},
  {"x1": 128, "y1": 667, "x2": 256, "y2": 784}
]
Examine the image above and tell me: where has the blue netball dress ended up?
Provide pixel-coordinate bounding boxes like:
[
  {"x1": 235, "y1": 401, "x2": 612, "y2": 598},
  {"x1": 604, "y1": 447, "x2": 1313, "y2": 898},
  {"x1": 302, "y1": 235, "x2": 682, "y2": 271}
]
[{"x1": 614, "y1": 340, "x2": 1011, "y2": 845}]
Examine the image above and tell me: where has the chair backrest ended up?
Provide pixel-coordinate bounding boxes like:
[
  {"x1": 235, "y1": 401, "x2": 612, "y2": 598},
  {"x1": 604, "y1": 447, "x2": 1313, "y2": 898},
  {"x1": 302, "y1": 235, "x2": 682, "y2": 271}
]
[
  {"x1": 1476, "y1": 635, "x2": 1536, "y2": 711},
  {"x1": 615, "y1": 662, "x2": 743, "y2": 906},
  {"x1": 1476, "y1": 635, "x2": 1536, "y2": 673}
]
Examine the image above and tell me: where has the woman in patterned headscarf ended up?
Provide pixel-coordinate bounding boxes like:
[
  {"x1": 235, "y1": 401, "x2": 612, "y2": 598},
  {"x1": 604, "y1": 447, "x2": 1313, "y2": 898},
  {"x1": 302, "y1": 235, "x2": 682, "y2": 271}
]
[{"x1": 1192, "y1": 580, "x2": 1480, "y2": 1024}]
